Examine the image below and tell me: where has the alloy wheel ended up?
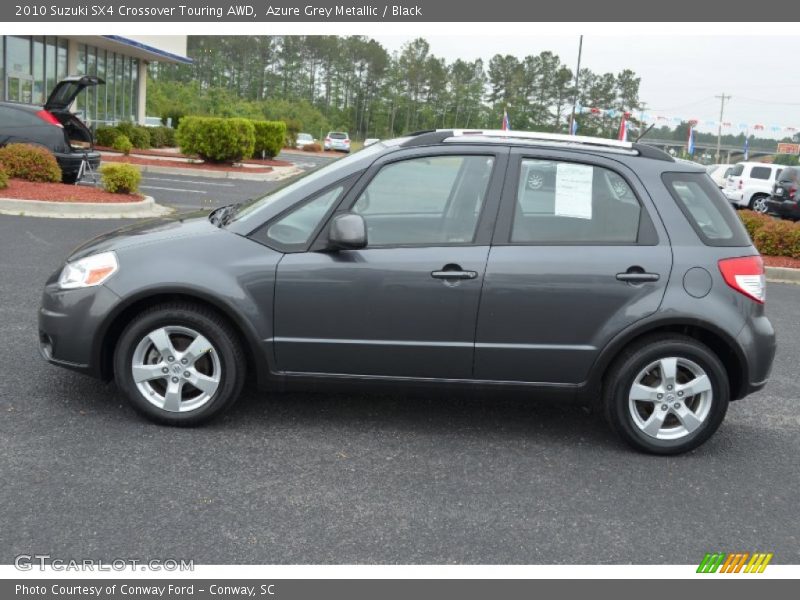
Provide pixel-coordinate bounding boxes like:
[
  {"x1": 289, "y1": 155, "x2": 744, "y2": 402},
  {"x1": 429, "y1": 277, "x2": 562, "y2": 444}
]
[
  {"x1": 131, "y1": 325, "x2": 221, "y2": 413},
  {"x1": 627, "y1": 357, "x2": 713, "y2": 440}
]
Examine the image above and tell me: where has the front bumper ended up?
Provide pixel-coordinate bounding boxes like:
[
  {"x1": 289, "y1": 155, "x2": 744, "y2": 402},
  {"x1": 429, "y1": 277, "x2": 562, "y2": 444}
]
[
  {"x1": 38, "y1": 276, "x2": 121, "y2": 378},
  {"x1": 766, "y1": 198, "x2": 800, "y2": 220}
]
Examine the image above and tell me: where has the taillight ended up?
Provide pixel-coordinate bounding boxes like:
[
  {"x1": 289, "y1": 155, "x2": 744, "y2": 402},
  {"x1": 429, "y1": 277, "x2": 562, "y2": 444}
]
[
  {"x1": 344, "y1": 139, "x2": 350, "y2": 143},
  {"x1": 325, "y1": 137, "x2": 331, "y2": 142},
  {"x1": 790, "y1": 186, "x2": 797, "y2": 200},
  {"x1": 738, "y1": 179, "x2": 743, "y2": 189},
  {"x1": 718, "y1": 256, "x2": 765, "y2": 304},
  {"x1": 36, "y1": 109, "x2": 63, "y2": 128}
]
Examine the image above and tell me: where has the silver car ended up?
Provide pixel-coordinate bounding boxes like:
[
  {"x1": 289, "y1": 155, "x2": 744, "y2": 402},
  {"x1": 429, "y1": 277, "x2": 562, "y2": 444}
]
[{"x1": 324, "y1": 131, "x2": 351, "y2": 153}]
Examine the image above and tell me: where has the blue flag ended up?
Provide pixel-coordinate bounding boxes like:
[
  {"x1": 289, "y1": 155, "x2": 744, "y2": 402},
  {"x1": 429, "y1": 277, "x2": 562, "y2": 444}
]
[
  {"x1": 687, "y1": 126, "x2": 695, "y2": 155},
  {"x1": 744, "y1": 137, "x2": 750, "y2": 160}
]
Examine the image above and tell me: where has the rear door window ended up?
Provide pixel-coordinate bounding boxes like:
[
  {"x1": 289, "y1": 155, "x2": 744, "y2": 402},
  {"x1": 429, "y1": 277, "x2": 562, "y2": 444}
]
[
  {"x1": 750, "y1": 166, "x2": 772, "y2": 180},
  {"x1": 662, "y1": 172, "x2": 751, "y2": 247}
]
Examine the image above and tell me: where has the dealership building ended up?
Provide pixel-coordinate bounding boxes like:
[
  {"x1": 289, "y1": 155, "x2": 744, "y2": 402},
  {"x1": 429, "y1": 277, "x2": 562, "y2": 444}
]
[{"x1": 0, "y1": 35, "x2": 190, "y2": 127}]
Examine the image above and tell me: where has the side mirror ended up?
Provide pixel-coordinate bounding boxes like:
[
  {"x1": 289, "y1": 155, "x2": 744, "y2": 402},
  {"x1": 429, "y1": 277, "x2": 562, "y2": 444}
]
[{"x1": 328, "y1": 213, "x2": 367, "y2": 250}]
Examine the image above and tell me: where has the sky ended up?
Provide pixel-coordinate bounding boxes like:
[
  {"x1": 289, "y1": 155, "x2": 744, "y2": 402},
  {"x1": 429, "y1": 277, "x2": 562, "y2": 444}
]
[{"x1": 371, "y1": 35, "x2": 800, "y2": 139}]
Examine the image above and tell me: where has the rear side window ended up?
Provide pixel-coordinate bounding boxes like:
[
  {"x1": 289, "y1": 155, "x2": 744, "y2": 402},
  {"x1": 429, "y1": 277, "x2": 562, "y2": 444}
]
[
  {"x1": 729, "y1": 164, "x2": 744, "y2": 177},
  {"x1": 662, "y1": 172, "x2": 751, "y2": 247},
  {"x1": 750, "y1": 166, "x2": 772, "y2": 180},
  {"x1": 511, "y1": 159, "x2": 642, "y2": 244}
]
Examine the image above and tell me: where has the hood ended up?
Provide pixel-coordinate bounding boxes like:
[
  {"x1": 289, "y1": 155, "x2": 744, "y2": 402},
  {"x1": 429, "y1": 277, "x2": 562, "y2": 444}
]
[
  {"x1": 68, "y1": 211, "x2": 220, "y2": 261},
  {"x1": 44, "y1": 75, "x2": 104, "y2": 111}
]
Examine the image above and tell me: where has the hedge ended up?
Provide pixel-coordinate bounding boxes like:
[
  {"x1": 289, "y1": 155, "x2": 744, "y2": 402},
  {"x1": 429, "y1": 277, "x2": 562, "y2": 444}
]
[
  {"x1": 739, "y1": 210, "x2": 800, "y2": 259},
  {"x1": 100, "y1": 163, "x2": 141, "y2": 194},
  {"x1": 112, "y1": 134, "x2": 133, "y2": 155},
  {"x1": 0, "y1": 164, "x2": 8, "y2": 189},
  {"x1": 252, "y1": 120, "x2": 287, "y2": 159},
  {"x1": 176, "y1": 116, "x2": 256, "y2": 163},
  {"x1": 0, "y1": 143, "x2": 62, "y2": 182}
]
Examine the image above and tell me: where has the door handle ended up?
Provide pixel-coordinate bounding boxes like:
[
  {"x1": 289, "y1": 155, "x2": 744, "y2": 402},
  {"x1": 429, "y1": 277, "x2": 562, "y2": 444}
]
[
  {"x1": 616, "y1": 267, "x2": 660, "y2": 283},
  {"x1": 431, "y1": 269, "x2": 478, "y2": 280}
]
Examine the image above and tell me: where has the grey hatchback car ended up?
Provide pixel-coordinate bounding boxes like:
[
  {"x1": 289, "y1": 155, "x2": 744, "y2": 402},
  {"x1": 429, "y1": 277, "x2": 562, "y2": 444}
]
[{"x1": 39, "y1": 130, "x2": 776, "y2": 454}]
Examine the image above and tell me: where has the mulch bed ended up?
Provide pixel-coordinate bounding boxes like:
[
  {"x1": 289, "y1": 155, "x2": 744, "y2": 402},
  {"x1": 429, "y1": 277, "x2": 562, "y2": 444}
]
[
  {"x1": 0, "y1": 179, "x2": 143, "y2": 203},
  {"x1": 96, "y1": 146, "x2": 292, "y2": 167},
  {"x1": 102, "y1": 154, "x2": 274, "y2": 173},
  {"x1": 763, "y1": 255, "x2": 800, "y2": 269}
]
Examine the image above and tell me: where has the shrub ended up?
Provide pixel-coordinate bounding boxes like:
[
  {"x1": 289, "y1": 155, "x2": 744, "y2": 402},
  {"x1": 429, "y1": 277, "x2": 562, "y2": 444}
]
[
  {"x1": 284, "y1": 118, "x2": 301, "y2": 147},
  {"x1": 303, "y1": 142, "x2": 322, "y2": 152},
  {"x1": 112, "y1": 134, "x2": 133, "y2": 155},
  {"x1": 100, "y1": 163, "x2": 141, "y2": 194},
  {"x1": 95, "y1": 126, "x2": 119, "y2": 147},
  {"x1": 161, "y1": 109, "x2": 185, "y2": 129},
  {"x1": 751, "y1": 219, "x2": 800, "y2": 259},
  {"x1": 116, "y1": 122, "x2": 151, "y2": 149},
  {"x1": 738, "y1": 210, "x2": 772, "y2": 240},
  {"x1": 176, "y1": 116, "x2": 255, "y2": 163},
  {"x1": 0, "y1": 164, "x2": 8, "y2": 189},
  {"x1": 148, "y1": 126, "x2": 176, "y2": 149},
  {"x1": 252, "y1": 120, "x2": 287, "y2": 159},
  {"x1": 0, "y1": 143, "x2": 62, "y2": 182}
]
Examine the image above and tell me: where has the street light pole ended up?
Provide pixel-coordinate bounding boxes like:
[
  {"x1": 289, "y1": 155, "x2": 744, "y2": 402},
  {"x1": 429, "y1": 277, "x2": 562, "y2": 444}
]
[{"x1": 569, "y1": 35, "x2": 583, "y2": 135}]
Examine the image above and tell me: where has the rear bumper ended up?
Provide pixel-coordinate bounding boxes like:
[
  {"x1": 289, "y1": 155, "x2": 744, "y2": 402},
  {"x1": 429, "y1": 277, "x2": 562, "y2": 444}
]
[
  {"x1": 766, "y1": 198, "x2": 800, "y2": 220},
  {"x1": 723, "y1": 189, "x2": 745, "y2": 206},
  {"x1": 736, "y1": 314, "x2": 776, "y2": 399},
  {"x1": 53, "y1": 150, "x2": 100, "y2": 176}
]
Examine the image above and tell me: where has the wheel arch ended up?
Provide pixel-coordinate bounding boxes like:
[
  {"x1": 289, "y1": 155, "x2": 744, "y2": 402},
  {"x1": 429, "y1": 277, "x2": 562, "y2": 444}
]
[
  {"x1": 589, "y1": 317, "x2": 748, "y2": 402},
  {"x1": 94, "y1": 288, "x2": 272, "y2": 389}
]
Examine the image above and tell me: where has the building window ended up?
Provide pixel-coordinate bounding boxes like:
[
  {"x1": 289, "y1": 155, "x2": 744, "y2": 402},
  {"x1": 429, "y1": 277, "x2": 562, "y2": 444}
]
[{"x1": 6, "y1": 36, "x2": 33, "y2": 103}]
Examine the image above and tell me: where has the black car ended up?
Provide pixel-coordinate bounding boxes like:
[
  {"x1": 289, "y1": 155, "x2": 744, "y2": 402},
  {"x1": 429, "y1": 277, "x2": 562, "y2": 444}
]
[
  {"x1": 766, "y1": 166, "x2": 800, "y2": 221},
  {"x1": 0, "y1": 75, "x2": 103, "y2": 183}
]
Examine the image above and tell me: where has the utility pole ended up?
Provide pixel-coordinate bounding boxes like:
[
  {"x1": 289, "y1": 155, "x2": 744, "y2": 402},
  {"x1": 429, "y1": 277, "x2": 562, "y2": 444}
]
[
  {"x1": 715, "y1": 93, "x2": 731, "y2": 163},
  {"x1": 569, "y1": 35, "x2": 583, "y2": 135},
  {"x1": 638, "y1": 101, "x2": 648, "y2": 138}
]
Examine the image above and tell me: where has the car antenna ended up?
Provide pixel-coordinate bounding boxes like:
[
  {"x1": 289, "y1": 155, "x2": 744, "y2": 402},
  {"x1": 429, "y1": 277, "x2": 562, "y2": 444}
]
[{"x1": 635, "y1": 124, "x2": 655, "y2": 143}]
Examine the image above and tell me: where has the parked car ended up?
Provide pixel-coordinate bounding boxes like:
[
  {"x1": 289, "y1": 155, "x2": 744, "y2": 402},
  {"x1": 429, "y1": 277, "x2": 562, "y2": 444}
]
[
  {"x1": 0, "y1": 75, "x2": 103, "y2": 184},
  {"x1": 39, "y1": 129, "x2": 775, "y2": 455},
  {"x1": 324, "y1": 131, "x2": 351, "y2": 153},
  {"x1": 295, "y1": 133, "x2": 315, "y2": 149},
  {"x1": 364, "y1": 138, "x2": 381, "y2": 147},
  {"x1": 765, "y1": 166, "x2": 800, "y2": 221},
  {"x1": 723, "y1": 161, "x2": 783, "y2": 213},
  {"x1": 705, "y1": 163, "x2": 732, "y2": 189},
  {"x1": 143, "y1": 116, "x2": 163, "y2": 127}
]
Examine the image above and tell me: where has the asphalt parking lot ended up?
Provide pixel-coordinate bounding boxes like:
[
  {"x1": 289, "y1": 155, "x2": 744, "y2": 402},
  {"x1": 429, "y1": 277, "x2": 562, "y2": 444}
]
[{"x1": 0, "y1": 212, "x2": 799, "y2": 565}]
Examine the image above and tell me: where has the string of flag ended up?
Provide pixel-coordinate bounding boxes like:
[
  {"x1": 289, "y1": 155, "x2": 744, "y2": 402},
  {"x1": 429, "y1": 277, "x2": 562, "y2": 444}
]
[{"x1": 574, "y1": 105, "x2": 798, "y2": 135}]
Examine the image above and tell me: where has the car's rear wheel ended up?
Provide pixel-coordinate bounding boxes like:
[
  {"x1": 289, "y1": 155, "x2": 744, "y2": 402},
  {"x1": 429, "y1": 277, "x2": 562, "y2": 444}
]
[
  {"x1": 749, "y1": 194, "x2": 769, "y2": 213},
  {"x1": 113, "y1": 303, "x2": 245, "y2": 425},
  {"x1": 603, "y1": 335, "x2": 729, "y2": 454}
]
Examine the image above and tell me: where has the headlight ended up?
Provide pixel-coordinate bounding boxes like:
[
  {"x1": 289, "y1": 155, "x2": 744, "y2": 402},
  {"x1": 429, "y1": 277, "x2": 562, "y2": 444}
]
[{"x1": 58, "y1": 251, "x2": 119, "y2": 289}]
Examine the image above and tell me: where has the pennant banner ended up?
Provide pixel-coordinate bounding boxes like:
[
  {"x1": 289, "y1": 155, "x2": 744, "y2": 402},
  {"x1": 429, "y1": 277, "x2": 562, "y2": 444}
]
[{"x1": 575, "y1": 105, "x2": 799, "y2": 135}]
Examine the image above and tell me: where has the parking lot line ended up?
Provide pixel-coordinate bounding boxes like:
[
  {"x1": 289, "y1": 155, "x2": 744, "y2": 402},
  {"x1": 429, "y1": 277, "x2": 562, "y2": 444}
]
[
  {"x1": 142, "y1": 177, "x2": 237, "y2": 187},
  {"x1": 140, "y1": 185, "x2": 207, "y2": 194}
]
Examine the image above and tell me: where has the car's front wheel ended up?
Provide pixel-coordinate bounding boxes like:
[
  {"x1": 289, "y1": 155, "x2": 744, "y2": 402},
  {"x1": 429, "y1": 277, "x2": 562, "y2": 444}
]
[
  {"x1": 603, "y1": 335, "x2": 729, "y2": 454},
  {"x1": 113, "y1": 303, "x2": 245, "y2": 425}
]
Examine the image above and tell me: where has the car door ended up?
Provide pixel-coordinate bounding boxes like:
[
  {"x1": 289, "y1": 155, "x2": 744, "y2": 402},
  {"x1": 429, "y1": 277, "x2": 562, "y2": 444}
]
[
  {"x1": 273, "y1": 145, "x2": 508, "y2": 379},
  {"x1": 474, "y1": 148, "x2": 672, "y2": 384}
]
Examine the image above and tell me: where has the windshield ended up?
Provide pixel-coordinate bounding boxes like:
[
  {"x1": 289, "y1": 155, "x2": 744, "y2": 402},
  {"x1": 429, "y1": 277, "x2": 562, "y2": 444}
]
[
  {"x1": 225, "y1": 141, "x2": 390, "y2": 226},
  {"x1": 298, "y1": 134, "x2": 312, "y2": 140}
]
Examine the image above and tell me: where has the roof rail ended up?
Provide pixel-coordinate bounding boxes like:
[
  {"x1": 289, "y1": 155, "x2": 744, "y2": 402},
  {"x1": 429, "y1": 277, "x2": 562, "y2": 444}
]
[
  {"x1": 443, "y1": 129, "x2": 634, "y2": 150},
  {"x1": 632, "y1": 143, "x2": 675, "y2": 162},
  {"x1": 401, "y1": 130, "x2": 452, "y2": 147}
]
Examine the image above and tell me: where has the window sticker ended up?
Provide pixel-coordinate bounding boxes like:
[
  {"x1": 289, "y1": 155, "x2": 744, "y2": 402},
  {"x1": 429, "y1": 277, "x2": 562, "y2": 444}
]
[{"x1": 555, "y1": 163, "x2": 593, "y2": 220}]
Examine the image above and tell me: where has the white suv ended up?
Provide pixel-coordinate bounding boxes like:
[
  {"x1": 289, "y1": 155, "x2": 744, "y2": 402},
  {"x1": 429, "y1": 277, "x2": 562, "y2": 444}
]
[{"x1": 723, "y1": 162, "x2": 783, "y2": 213}]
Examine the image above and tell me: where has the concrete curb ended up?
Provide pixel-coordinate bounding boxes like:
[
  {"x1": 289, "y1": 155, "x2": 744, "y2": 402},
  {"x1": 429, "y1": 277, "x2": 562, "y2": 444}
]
[
  {"x1": 0, "y1": 195, "x2": 173, "y2": 219},
  {"x1": 766, "y1": 266, "x2": 800, "y2": 285},
  {"x1": 123, "y1": 162, "x2": 303, "y2": 182}
]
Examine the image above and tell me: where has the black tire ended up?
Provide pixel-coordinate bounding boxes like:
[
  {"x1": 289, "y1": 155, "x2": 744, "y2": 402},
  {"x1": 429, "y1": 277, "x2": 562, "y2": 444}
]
[
  {"x1": 113, "y1": 303, "x2": 245, "y2": 426},
  {"x1": 603, "y1": 334, "x2": 729, "y2": 455}
]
